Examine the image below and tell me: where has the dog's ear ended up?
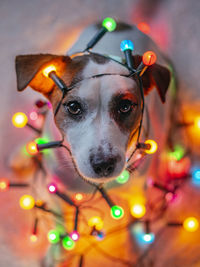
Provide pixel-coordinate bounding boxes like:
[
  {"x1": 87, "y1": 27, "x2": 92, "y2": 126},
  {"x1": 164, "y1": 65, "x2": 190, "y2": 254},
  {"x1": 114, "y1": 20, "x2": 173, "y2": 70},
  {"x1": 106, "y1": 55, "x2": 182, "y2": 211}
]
[
  {"x1": 15, "y1": 54, "x2": 72, "y2": 95},
  {"x1": 133, "y1": 55, "x2": 171, "y2": 103}
]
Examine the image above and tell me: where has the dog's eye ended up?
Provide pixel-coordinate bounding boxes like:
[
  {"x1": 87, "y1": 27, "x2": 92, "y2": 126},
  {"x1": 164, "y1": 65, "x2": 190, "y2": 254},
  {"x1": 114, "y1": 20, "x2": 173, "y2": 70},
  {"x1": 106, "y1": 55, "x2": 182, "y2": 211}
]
[
  {"x1": 66, "y1": 101, "x2": 82, "y2": 115},
  {"x1": 118, "y1": 100, "x2": 136, "y2": 114}
]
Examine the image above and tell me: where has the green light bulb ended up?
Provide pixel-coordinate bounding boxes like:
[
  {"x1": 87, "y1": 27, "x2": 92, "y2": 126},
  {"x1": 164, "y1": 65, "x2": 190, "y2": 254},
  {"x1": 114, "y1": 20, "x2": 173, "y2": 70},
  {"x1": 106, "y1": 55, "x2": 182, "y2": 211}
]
[
  {"x1": 116, "y1": 170, "x2": 130, "y2": 184},
  {"x1": 102, "y1": 17, "x2": 116, "y2": 32},
  {"x1": 62, "y1": 236, "x2": 75, "y2": 250},
  {"x1": 169, "y1": 145, "x2": 185, "y2": 161},
  {"x1": 111, "y1": 205, "x2": 124, "y2": 219},
  {"x1": 47, "y1": 229, "x2": 60, "y2": 244}
]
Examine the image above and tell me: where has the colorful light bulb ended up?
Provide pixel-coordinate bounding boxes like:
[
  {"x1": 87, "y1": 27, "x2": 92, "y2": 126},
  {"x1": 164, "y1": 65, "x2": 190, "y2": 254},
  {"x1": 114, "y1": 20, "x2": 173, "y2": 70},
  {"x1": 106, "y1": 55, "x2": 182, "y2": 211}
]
[
  {"x1": 131, "y1": 204, "x2": 146, "y2": 218},
  {"x1": 194, "y1": 116, "x2": 200, "y2": 130},
  {"x1": 19, "y1": 195, "x2": 35, "y2": 210},
  {"x1": 0, "y1": 179, "x2": 9, "y2": 191},
  {"x1": 26, "y1": 141, "x2": 38, "y2": 155},
  {"x1": 168, "y1": 145, "x2": 185, "y2": 161},
  {"x1": 47, "y1": 229, "x2": 60, "y2": 244},
  {"x1": 120, "y1": 40, "x2": 134, "y2": 52},
  {"x1": 62, "y1": 236, "x2": 75, "y2": 250},
  {"x1": 70, "y1": 231, "x2": 80, "y2": 241},
  {"x1": 74, "y1": 193, "x2": 84, "y2": 201},
  {"x1": 144, "y1": 139, "x2": 158, "y2": 154},
  {"x1": 142, "y1": 51, "x2": 157, "y2": 66},
  {"x1": 47, "y1": 183, "x2": 57, "y2": 194},
  {"x1": 102, "y1": 17, "x2": 116, "y2": 32},
  {"x1": 88, "y1": 216, "x2": 104, "y2": 231},
  {"x1": 30, "y1": 234, "x2": 38, "y2": 243},
  {"x1": 111, "y1": 205, "x2": 124, "y2": 219},
  {"x1": 12, "y1": 112, "x2": 28, "y2": 128},
  {"x1": 43, "y1": 65, "x2": 56, "y2": 78},
  {"x1": 116, "y1": 170, "x2": 130, "y2": 184},
  {"x1": 183, "y1": 217, "x2": 199, "y2": 232},
  {"x1": 29, "y1": 111, "x2": 38, "y2": 121},
  {"x1": 142, "y1": 233, "x2": 155, "y2": 243},
  {"x1": 137, "y1": 22, "x2": 150, "y2": 34},
  {"x1": 191, "y1": 167, "x2": 200, "y2": 186}
]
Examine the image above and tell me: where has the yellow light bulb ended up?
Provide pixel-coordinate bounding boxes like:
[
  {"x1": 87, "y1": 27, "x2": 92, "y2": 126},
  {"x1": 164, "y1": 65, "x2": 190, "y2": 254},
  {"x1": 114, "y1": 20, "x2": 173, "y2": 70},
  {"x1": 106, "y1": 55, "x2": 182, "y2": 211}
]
[
  {"x1": 30, "y1": 234, "x2": 38, "y2": 242},
  {"x1": 88, "y1": 216, "x2": 104, "y2": 231},
  {"x1": 183, "y1": 217, "x2": 199, "y2": 232},
  {"x1": 131, "y1": 203, "x2": 146, "y2": 218},
  {"x1": 19, "y1": 195, "x2": 35, "y2": 210},
  {"x1": 144, "y1": 139, "x2": 158, "y2": 154},
  {"x1": 12, "y1": 112, "x2": 28, "y2": 128},
  {"x1": 43, "y1": 65, "x2": 56, "y2": 77},
  {"x1": 194, "y1": 116, "x2": 200, "y2": 130}
]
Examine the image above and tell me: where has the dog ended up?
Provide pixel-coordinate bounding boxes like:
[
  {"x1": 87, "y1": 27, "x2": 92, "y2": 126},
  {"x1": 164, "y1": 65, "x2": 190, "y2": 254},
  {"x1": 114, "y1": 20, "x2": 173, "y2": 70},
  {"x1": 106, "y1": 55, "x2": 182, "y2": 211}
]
[
  {"x1": 15, "y1": 22, "x2": 172, "y2": 190},
  {"x1": 14, "y1": 21, "x2": 174, "y2": 267}
]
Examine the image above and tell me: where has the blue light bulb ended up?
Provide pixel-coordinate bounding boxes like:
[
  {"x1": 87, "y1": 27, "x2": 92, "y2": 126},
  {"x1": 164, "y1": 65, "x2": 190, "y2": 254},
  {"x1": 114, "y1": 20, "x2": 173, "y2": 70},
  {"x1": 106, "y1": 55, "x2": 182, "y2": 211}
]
[
  {"x1": 142, "y1": 233, "x2": 155, "y2": 243},
  {"x1": 191, "y1": 167, "x2": 200, "y2": 186},
  {"x1": 120, "y1": 40, "x2": 134, "y2": 52}
]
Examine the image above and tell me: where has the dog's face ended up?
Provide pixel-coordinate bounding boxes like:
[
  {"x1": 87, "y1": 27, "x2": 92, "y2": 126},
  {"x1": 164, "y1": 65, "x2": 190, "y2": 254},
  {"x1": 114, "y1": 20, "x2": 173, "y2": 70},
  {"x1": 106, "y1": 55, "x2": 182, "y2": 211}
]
[{"x1": 15, "y1": 53, "x2": 170, "y2": 183}]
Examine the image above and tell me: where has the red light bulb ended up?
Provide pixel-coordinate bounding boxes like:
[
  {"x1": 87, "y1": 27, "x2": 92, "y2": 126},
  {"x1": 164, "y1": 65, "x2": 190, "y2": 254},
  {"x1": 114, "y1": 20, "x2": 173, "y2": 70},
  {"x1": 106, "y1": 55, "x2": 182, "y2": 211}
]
[{"x1": 142, "y1": 51, "x2": 157, "y2": 66}]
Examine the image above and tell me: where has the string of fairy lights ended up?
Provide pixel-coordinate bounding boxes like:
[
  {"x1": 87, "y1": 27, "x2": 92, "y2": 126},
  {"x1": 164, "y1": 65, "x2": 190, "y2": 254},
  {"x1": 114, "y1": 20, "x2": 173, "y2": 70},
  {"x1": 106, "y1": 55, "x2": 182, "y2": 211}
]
[{"x1": 1, "y1": 17, "x2": 200, "y2": 266}]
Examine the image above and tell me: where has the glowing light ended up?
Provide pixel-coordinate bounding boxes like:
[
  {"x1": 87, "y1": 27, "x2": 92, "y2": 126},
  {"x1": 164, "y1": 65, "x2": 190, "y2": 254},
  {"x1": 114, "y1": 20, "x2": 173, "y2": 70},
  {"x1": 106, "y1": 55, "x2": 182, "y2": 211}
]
[
  {"x1": 120, "y1": 40, "x2": 134, "y2": 52},
  {"x1": 35, "y1": 199, "x2": 44, "y2": 207},
  {"x1": 137, "y1": 22, "x2": 150, "y2": 34},
  {"x1": 167, "y1": 157, "x2": 191, "y2": 178},
  {"x1": 43, "y1": 65, "x2": 56, "y2": 78},
  {"x1": 74, "y1": 193, "x2": 84, "y2": 201},
  {"x1": 111, "y1": 205, "x2": 124, "y2": 220},
  {"x1": 70, "y1": 231, "x2": 80, "y2": 241},
  {"x1": 26, "y1": 141, "x2": 38, "y2": 155},
  {"x1": 0, "y1": 179, "x2": 9, "y2": 191},
  {"x1": 47, "y1": 229, "x2": 60, "y2": 244},
  {"x1": 29, "y1": 111, "x2": 38, "y2": 121},
  {"x1": 143, "y1": 233, "x2": 155, "y2": 243},
  {"x1": 168, "y1": 145, "x2": 185, "y2": 161},
  {"x1": 19, "y1": 195, "x2": 35, "y2": 210},
  {"x1": 183, "y1": 217, "x2": 199, "y2": 232},
  {"x1": 47, "y1": 183, "x2": 57, "y2": 194},
  {"x1": 30, "y1": 234, "x2": 38, "y2": 243},
  {"x1": 191, "y1": 167, "x2": 200, "y2": 186},
  {"x1": 62, "y1": 236, "x2": 75, "y2": 250},
  {"x1": 12, "y1": 112, "x2": 28, "y2": 128},
  {"x1": 96, "y1": 231, "x2": 105, "y2": 241},
  {"x1": 102, "y1": 17, "x2": 116, "y2": 32},
  {"x1": 116, "y1": 170, "x2": 130, "y2": 184},
  {"x1": 194, "y1": 116, "x2": 200, "y2": 130},
  {"x1": 131, "y1": 204, "x2": 146, "y2": 218},
  {"x1": 88, "y1": 216, "x2": 104, "y2": 231},
  {"x1": 144, "y1": 139, "x2": 158, "y2": 154},
  {"x1": 142, "y1": 51, "x2": 157, "y2": 66}
]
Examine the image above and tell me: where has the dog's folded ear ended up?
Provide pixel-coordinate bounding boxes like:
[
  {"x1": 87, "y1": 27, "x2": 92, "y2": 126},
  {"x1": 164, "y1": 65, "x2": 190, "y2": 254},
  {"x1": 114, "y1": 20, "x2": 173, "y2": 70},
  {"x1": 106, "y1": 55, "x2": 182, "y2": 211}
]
[
  {"x1": 15, "y1": 54, "x2": 72, "y2": 95},
  {"x1": 133, "y1": 55, "x2": 171, "y2": 103}
]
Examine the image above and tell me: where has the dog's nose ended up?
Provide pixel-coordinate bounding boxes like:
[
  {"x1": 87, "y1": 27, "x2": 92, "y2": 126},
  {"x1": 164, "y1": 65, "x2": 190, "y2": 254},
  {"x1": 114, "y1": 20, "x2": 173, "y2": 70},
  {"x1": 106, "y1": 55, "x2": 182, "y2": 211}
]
[{"x1": 90, "y1": 155, "x2": 118, "y2": 177}]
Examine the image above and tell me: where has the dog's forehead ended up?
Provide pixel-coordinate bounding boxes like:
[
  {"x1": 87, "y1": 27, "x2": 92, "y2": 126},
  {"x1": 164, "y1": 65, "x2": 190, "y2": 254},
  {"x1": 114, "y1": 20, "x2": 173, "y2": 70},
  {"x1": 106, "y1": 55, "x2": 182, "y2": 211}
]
[
  {"x1": 82, "y1": 58, "x2": 129, "y2": 77},
  {"x1": 72, "y1": 59, "x2": 137, "y2": 101}
]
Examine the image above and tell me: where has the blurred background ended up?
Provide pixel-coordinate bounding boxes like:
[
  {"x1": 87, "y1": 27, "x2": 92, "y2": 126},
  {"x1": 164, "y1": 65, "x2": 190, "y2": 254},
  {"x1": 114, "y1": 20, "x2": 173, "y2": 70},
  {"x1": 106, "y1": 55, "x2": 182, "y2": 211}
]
[{"x1": 0, "y1": 0, "x2": 200, "y2": 266}]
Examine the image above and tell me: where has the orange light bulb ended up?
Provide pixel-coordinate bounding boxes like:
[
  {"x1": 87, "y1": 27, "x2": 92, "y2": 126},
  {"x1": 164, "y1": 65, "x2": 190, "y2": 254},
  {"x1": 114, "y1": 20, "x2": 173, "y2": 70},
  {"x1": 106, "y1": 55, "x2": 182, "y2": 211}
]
[
  {"x1": 142, "y1": 51, "x2": 157, "y2": 66},
  {"x1": 194, "y1": 116, "x2": 200, "y2": 130},
  {"x1": 43, "y1": 65, "x2": 56, "y2": 77},
  {"x1": 26, "y1": 141, "x2": 38, "y2": 155}
]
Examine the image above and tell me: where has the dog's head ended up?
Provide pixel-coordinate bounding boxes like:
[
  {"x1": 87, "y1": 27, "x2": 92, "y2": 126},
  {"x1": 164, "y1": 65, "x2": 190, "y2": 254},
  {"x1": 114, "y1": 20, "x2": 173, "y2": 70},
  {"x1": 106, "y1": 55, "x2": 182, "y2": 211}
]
[{"x1": 15, "y1": 53, "x2": 170, "y2": 183}]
